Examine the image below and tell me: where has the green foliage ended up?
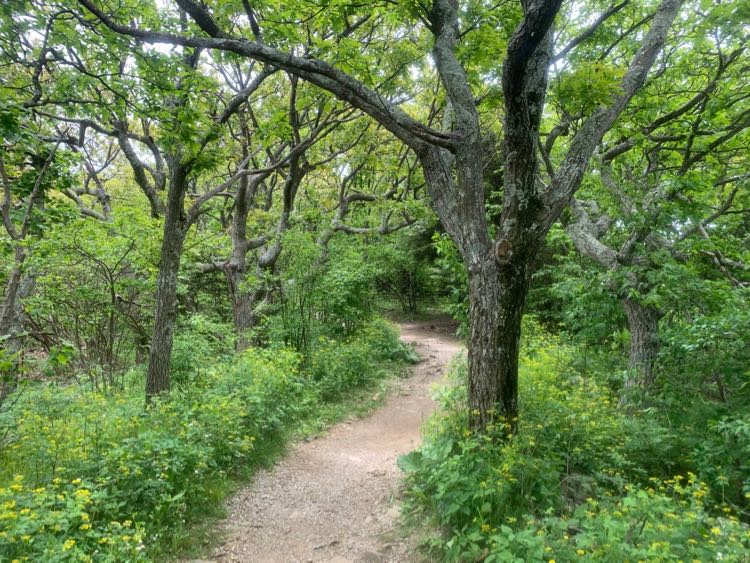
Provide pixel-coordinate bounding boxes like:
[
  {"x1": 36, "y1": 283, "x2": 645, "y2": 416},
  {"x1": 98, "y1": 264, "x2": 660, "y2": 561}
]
[
  {"x1": 401, "y1": 322, "x2": 750, "y2": 561},
  {"x1": 555, "y1": 62, "x2": 625, "y2": 115},
  {"x1": 0, "y1": 346, "x2": 304, "y2": 558},
  {"x1": 660, "y1": 292, "x2": 750, "y2": 397},
  {"x1": 317, "y1": 244, "x2": 377, "y2": 335},
  {"x1": 371, "y1": 227, "x2": 437, "y2": 314},
  {"x1": 0, "y1": 477, "x2": 148, "y2": 562},
  {"x1": 264, "y1": 230, "x2": 381, "y2": 352},
  {"x1": 480, "y1": 480, "x2": 750, "y2": 562},
  {"x1": 170, "y1": 314, "x2": 235, "y2": 387},
  {"x1": 0, "y1": 314, "x2": 412, "y2": 559},
  {"x1": 432, "y1": 233, "x2": 469, "y2": 335},
  {"x1": 309, "y1": 318, "x2": 418, "y2": 401},
  {"x1": 695, "y1": 415, "x2": 750, "y2": 513},
  {"x1": 25, "y1": 211, "x2": 159, "y2": 381}
]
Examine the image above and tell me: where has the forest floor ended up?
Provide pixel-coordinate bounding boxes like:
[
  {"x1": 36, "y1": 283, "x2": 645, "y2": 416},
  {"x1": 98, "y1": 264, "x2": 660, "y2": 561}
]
[{"x1": 195, "y1": 317, "x2": 461, "y2": 563}]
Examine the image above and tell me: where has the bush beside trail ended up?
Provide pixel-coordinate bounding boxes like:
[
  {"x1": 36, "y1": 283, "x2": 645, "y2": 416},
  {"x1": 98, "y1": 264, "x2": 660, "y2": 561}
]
[
  {"x1": 0, "y1": 318, "x2": 412, "y2": 561},
  {"x1": 401, "y1": 319, "x2": 750, "y2": 562}
]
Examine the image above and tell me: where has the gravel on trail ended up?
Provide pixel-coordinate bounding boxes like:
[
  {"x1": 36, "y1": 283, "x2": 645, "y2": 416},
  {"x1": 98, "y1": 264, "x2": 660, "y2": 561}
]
[{"x1": 197, "y1": 318, "x2": 461, "y2": 563}]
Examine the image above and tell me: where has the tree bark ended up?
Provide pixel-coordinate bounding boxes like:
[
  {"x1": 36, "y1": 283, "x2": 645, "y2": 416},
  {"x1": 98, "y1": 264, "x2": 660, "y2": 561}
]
[
  {"x1": 0, "y1": 249, "x2": 34, "y2": 402},
  {"x1": 0, "y1": 246, "x2": 26, "y2": 336},
  {"x1": 225, "y1": 265, "x2": 258, "y2": 352},
  {"x1": 225, "y1": 164, "x2": 255, "y2": 352},
  {"x1": 145, "y1": 163, "x2": 189, "y2": 398},
  {"x1": 225, "y1": 144, "x2": 303, "y2": 351},
  {"x1": 622, "y1": 298, "x2": 661, "y2": 387}
]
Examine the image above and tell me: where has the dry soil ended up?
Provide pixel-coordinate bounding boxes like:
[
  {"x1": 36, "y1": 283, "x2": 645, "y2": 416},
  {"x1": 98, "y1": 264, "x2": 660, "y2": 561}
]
[{"x1": 200, "y1": 318, "x2": 462, "y2": 563}]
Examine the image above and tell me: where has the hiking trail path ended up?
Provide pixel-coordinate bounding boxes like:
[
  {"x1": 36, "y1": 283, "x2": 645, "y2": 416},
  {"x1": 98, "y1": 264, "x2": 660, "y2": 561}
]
[{"x1": 199, "y1": 318, "x2": 461, "y2": 563}]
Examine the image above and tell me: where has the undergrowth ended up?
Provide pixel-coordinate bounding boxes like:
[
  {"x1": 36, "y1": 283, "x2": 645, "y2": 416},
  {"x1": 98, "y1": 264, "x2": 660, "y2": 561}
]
[
  {"x1": 400, "y1": 319, "x2": 750, "y2": 561},
  {"x1": 0, "y1": 317, "x2": 415, "y2": 561}
]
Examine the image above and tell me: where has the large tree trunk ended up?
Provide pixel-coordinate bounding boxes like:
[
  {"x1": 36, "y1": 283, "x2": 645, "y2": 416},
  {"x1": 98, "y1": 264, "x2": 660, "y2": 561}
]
[
  {"x1": 622, "y1": 298, "x2": 661, "y2": 387},
  {"x1": 420, "y1": 142, "x2": 533, "y2": 432},
  {"x1": 146, "y1": 164, "x2": 188, "y2": 398},
  {"x1": 466, "y1": 276, "x2": 504, "y2": 426},
  {"x1": 467, "y1": 253, "x2": 535, "y2": 433}
]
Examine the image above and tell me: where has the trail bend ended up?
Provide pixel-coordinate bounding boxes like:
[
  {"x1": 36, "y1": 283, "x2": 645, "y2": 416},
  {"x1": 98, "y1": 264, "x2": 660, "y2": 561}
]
[{"x1": 201, "y1": 318, "x2": 461, "y2": 563}]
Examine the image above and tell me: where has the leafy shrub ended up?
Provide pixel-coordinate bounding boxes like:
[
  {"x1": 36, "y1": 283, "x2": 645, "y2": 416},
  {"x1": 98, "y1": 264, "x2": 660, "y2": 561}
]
[
  {"x1": 360, "y1": 318, "x2": 421, "y2": 364},
  {"x1": 24, "y1": 213, "x2": 158, "y2": 378},
  {"x1": 482, "y1": 479, "x2": 750, "y2": 562},
  {"x1": 0, "y1": 477, "x2": 148, "y2": 562},
  {"x1": 170, "y1": 314, "x2": 235, "y2": 386},
  {"x1": 0, "y1": 347, "x2": 307, "y2": 559},
  {"x1": 370, "y1": 228, "x2": 437, "y2": 314},
  {"x1": 309, "y1": 335, "x2": 375, "y2": 400},
  {"x1": 308, "y1": 318, "x2": 417, "y2": 401},
  {"x1": 316, "y1": 246, "x2": 377, "y2": 336},
  {"x1": 646, "y1": 296, "x2": 750, "y2": 510},
  {"x1": 0, "y1": 316, "x2": 410, "y2": 559},
  {"x1": 432, "y1": 233, "x2": 468, "y2": 335},
  {"x1": 659, "y1": 296, "x2": 750, "y2": 401},
  {"x1": 265, "y1": 230, "x2": 380, "y2": 352},
  {"x1": 401, "y1": 323, "x2": 750, "y2": 561},
  {"x1": 694, "y1": 414, "x2": 750, "y2": 512}
]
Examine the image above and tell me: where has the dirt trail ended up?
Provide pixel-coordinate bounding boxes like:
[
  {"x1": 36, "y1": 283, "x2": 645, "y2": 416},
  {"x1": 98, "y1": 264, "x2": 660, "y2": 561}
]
[{"x1": 204, "y1": 318, "x2": 462, "y2": 563}]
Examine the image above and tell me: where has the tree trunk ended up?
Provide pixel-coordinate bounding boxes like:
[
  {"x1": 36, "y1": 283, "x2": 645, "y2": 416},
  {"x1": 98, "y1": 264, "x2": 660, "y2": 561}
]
[
  {"x1": 0, "y1": 246, "x2": 26, "y2": 336},
  {"x1": 0, "y1": 248, "x2": 34, "y2": 403},
  {"x1": 622, "y1": 298, "x2": 662, "y2": 387},
  {"x1": 420, "y1": 144, "x2": 533, "y2": 434},
  {"x1": 146, "y1": 164, "x2": 188, "y2": 398},
  {"x1": 467, "y1": 256, "x2": 534, "y2": 433},
  {"x1": 225, "y1": 266, "x2": 257, "y2": 352}
]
